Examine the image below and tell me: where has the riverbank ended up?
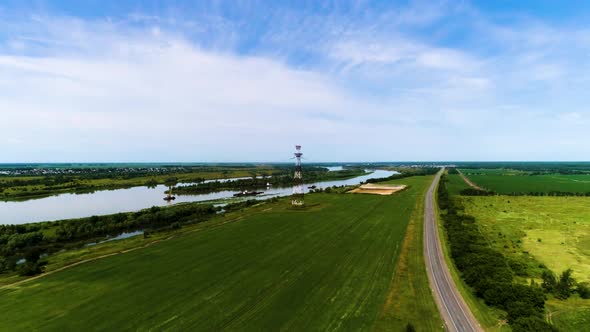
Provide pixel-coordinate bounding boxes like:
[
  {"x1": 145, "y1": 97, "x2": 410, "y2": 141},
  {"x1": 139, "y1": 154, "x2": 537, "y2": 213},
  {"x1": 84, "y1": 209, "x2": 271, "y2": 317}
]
[
  {"x1": 0, "y1": 169, "x2": 397, "y2": 225},
  {"x1": 0, "y1": 166, "x2": 277, "y2": 201}
]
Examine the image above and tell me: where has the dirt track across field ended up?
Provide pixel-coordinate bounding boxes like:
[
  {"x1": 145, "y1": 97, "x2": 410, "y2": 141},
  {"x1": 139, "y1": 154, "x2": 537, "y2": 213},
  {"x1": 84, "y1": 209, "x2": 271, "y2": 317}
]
[{"x1": 456, "y1": 169, "x2": 486, "y2": 191}]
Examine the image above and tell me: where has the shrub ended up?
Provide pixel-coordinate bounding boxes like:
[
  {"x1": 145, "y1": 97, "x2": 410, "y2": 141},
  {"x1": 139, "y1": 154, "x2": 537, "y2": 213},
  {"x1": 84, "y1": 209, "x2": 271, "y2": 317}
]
[
  {"x1": 18, "y1": 261, "x2": 44, "y2": 276},
  {"x1": 577, "y1": 282, "x2": 590, "y2": 299}
]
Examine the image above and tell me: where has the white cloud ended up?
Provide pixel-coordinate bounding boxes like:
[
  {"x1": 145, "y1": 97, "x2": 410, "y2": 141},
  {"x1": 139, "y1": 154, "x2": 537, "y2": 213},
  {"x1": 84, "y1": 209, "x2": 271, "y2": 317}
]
[
  {"x1": 2, "y1": 2, "x2": 590, "y2": 161},
  {"x1": 0, "y1": 19, "x2": 384, "y2": 161}
]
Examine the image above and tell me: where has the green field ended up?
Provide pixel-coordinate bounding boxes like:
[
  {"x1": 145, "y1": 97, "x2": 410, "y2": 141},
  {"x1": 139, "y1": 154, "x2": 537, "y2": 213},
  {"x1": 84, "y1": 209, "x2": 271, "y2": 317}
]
[
  {"x1": 459, "y1": 170, "x2": 590, "y2": 194},
  {"x1": 459, "y1": 195, "x2": 590, "y2": 331},
  {"x1": 0, "y1": 176, "x2": 440, "y2": 331},
  {"x1": 446, "y1": 173, "x2": 471, "y2": 195}
]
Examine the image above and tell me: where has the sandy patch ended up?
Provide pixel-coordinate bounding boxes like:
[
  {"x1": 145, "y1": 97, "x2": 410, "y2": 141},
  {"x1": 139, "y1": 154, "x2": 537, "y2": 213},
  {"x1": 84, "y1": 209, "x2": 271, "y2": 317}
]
[{"x1": 349, "y1": 184, "x2": 407, "y2": 195}]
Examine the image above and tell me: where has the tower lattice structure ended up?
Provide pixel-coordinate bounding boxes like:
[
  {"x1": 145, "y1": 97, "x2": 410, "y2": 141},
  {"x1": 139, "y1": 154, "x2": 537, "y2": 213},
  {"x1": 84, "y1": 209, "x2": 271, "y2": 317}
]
[{"x1": 292, "y1": 145, "x2": 304, "y2": 206}]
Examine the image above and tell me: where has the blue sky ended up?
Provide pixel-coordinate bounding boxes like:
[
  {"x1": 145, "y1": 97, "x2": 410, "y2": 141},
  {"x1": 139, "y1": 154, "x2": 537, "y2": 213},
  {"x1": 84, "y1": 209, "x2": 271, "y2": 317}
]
[{"x1": 1, "y1": 1, "x2": 590, "y2": 162}]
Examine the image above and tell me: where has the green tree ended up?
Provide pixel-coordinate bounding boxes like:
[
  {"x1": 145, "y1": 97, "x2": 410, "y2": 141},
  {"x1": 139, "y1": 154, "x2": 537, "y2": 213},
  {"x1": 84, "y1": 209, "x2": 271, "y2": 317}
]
[
  {"x1": 541, "y1": 270, "x2": 556, "y2": 293},
  {"x1": 555, "y1": 268, "x2": 575, "y2": 299}
]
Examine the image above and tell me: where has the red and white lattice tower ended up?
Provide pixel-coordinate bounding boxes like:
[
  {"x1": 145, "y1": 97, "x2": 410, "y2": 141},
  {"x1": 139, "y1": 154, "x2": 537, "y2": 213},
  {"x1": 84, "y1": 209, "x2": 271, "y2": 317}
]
[{"x1": 292, "y1": 145, "x2": 304, "y2": 206}]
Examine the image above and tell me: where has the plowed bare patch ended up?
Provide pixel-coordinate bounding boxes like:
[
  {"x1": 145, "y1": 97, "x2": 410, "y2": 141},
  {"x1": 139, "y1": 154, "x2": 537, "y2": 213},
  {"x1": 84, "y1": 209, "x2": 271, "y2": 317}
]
[{"x1": 349, "y1": 184, "x2": 407, "y2": 195}]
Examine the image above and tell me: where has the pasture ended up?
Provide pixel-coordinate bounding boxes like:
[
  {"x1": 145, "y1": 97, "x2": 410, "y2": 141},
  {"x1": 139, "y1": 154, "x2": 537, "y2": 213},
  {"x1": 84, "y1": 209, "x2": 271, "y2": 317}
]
[
  {"x1": 459, "y1": 171, "x2": 590, "y2": 194},
  {"x1": 0, "y1": 176, "x2": 439, "y2": 331},
  {"x1": 460, "y1": 196, "x2": 590, "y2": 282}
]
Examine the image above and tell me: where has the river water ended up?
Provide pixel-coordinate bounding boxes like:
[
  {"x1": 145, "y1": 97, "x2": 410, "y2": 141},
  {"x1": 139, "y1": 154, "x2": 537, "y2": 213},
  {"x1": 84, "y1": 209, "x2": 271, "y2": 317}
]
[{"x1": 0, "y1": 169, "x2": 396, "y2": 225}]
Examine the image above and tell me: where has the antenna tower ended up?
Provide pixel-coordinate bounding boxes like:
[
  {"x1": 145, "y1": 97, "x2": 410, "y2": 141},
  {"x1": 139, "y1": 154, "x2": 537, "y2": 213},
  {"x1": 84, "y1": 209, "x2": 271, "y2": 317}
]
[{"x1": 292, "y1": 145, "x2": 304, "y2": 206}]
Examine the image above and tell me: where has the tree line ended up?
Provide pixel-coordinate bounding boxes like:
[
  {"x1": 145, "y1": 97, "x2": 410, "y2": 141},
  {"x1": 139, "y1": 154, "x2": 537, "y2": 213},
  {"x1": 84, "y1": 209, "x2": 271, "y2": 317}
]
[
  {"x1": 438, "y1": 174, "x2": 558, "y2": 331},
  {"x1": 459, "y1": 189, "x2": 590, "y2": 197}
]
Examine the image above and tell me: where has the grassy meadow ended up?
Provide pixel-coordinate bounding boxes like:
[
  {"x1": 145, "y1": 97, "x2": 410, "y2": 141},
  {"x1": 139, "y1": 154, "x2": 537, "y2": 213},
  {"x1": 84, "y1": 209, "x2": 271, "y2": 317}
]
[
  {"x1": 459, "y1": 195, "x2": 590, "y2": 331},
  {"x1": 460, "y1": 196, "x2": 590, "y2": 282},
  {"x1": 0, "y1": 176, "x2": 441, "y2": 331},
  {"x1": 546, "y1": 297, "x2": 590, "y2": 331}
]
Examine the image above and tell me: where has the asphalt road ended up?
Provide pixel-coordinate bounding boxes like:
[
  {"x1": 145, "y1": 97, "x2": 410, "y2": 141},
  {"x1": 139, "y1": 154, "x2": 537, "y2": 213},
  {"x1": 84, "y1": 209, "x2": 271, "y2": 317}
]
[{"x1": 424, "y1": 169, "x2": 483, "y2": 332}]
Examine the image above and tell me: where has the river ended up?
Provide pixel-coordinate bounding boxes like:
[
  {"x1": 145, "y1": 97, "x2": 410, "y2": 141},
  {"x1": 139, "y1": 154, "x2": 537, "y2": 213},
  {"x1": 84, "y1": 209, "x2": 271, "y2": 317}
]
[{"x1": 0, "y1": 169, "x2": 396, "y2": 225}]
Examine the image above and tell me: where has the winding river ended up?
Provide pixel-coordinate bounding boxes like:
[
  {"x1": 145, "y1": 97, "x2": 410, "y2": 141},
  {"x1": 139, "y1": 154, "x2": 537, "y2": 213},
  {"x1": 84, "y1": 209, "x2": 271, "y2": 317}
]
[{"x1": 0, "y1": 169, "x2": 396, "y2": 225}]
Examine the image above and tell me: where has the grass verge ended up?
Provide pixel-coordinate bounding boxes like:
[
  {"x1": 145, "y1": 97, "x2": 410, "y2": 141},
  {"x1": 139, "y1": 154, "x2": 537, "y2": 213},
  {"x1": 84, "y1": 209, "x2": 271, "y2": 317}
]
[{"x1": 373, "y1": 175, "x2": 443, "y2": 331}]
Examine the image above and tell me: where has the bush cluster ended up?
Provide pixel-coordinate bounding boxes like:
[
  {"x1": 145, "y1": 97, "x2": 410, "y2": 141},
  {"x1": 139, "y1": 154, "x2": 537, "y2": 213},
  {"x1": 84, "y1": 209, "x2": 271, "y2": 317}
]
[
  {"x1": 541, "y1": 269, "x2": 590, "y2": 300},
  {"x1": 459, "y1": 188, "x2": 497, "y2": 196}
]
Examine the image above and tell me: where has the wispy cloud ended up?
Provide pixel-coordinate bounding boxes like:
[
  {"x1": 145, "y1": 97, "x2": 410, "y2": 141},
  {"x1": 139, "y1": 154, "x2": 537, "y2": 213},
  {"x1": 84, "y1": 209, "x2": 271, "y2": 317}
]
[{"x1": 1, "y1": 1, "x2": 590, "y2": 161}]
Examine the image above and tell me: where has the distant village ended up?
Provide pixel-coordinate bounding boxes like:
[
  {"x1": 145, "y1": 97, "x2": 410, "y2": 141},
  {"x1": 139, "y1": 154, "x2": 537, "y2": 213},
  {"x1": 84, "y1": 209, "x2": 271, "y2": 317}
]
[{"x1": 0, "y1": 166, "x2": 188, "y2": 176}]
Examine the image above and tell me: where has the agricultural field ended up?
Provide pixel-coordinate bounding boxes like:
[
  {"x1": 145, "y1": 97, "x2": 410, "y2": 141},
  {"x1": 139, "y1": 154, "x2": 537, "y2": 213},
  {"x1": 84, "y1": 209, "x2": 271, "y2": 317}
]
[
  {"x1": 459, "y1": 195, "x2": 590, "y2": 331},
  {"x1": 459, "y1": 169, "x2": 590, "y2": 194},
  {"x1": 0, "y1": 176, "x2": 441, "y2": 331}
]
